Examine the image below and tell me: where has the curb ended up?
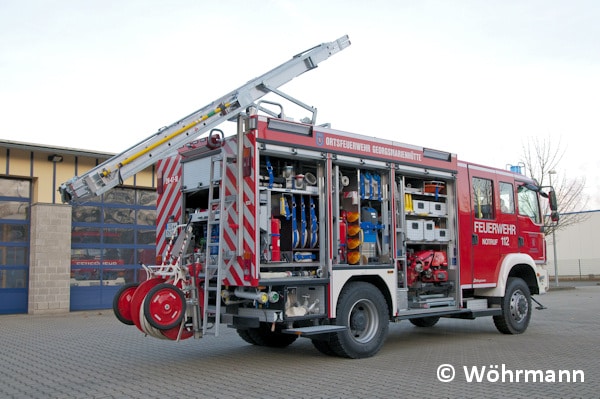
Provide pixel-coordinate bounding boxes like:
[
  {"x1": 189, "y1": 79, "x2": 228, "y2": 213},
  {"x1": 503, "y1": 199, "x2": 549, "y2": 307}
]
[{"x1": 548, "y1": 285, "x2": 576, "y2": 291}]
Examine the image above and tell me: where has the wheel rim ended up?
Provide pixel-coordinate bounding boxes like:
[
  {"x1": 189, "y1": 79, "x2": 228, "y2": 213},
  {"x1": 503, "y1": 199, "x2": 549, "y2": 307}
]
[
  {"x1": 347, "y1": 298, "x2": 379, "y2": 343},
  {"x1": 145, "y1": 285, "x2": 185, "y2": 330},
  {"x1": 509, "y1": 289, "x2": 529, "y2": 323}
]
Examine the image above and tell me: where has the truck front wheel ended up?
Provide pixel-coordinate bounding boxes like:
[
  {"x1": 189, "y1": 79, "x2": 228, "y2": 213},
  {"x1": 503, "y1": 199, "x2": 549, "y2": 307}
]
[
  {"x1": 493, "y1": 277, "x2": 532, "y2": 334},
  {"x1": 330, "y1": 281, "x2": 389, "y2": 358}
]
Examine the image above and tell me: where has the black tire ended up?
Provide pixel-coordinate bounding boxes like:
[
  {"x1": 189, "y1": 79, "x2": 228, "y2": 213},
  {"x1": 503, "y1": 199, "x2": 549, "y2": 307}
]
[
  {"x1": 493, "y1": 277, "x2": 532, "y2": 334},
  {"x1": 409, "y1": 316, "x2": 440, "y2": 328},
  {"x1": 113, "y1": 282, "x2": 139, "y2": 326},
  {"x1": 329, "y1": 281, "x2": 389, "y2": 358},
  {"x1": 311, "y1": 339, "x2": 337, "y2": 356},
  {"x1": 236, "y1": 329, "x2": 258, "y2": 345},
  {"x1": 246, "y1": 323, "x2": 298, "y2": 348}
]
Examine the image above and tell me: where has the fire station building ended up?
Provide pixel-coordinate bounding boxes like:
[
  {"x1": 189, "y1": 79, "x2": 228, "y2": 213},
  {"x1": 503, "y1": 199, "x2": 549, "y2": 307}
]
[{"x1": 0, "y1": 140, "x2": 156, "y2": 315}]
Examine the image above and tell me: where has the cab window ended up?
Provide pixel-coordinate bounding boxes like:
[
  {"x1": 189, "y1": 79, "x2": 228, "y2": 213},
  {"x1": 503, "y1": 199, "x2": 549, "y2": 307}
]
[
  {"x1": 499, "y1": 182, "x2": 514, "y2": 214},
  {"x1": 472, "y1": 177, "x2": 493, "y2": 219},
  {"x1": 517, "y1": 185, "x2": 541, "y2": 223}
]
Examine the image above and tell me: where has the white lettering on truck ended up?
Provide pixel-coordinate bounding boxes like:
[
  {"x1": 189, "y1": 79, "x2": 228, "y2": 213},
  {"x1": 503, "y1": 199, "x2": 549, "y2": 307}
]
[
  {"x1": 474, "y1": 221, "x2": 516, "y2": 235},
  {"x1": 474, "y1": 221, "x2": 516, "y2": 247}
]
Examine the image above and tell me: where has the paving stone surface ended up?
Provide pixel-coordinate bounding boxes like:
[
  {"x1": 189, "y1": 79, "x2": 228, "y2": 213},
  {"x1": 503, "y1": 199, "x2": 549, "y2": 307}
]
[{"x1": 1, "y1": 286, "x2": 598, "y2": 398}]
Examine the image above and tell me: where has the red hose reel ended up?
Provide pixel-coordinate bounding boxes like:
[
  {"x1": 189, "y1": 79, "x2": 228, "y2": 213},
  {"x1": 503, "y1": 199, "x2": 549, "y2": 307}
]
[{"x1": 113, "y1": 276, "x2": 198, "y2": 341}]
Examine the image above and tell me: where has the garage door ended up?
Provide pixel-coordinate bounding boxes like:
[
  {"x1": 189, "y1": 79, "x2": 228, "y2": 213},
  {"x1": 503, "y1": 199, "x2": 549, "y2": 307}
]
[
  {"x1": 70, "y1": 187, "x2": 156, "y2": 310},
  {"x1": 0, "y1": 178, "x2": 30, "y2": 314}
]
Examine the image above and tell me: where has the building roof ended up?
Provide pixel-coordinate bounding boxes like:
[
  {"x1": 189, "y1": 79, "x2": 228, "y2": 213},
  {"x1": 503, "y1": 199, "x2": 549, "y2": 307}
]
[{"x1": 0, "y1": 139, "x2": 115, "y2": 158}]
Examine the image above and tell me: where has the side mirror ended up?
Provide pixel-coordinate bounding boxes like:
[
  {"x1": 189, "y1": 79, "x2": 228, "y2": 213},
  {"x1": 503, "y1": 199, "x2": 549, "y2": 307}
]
[
  {"x1": 548, "y1": 190, "x2": 558, "y2": 212},
  {"x1": 548, "y1": 190, "x2": 559, "y2": 222}
]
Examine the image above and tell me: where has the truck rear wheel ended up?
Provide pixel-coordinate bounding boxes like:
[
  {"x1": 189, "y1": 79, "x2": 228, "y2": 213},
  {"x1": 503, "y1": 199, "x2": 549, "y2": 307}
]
[
  {"x1": 409, "y1": 316, "x2": 440, "y2": 327},
  {"x1": 244, "y1": 323, "x2": 298, "y2": 348},
  {"x1": 493, "y1": 277, "x2": 531, "y2": 334},
  {"x1": 330, "y1": 281, "x2": 389, "y2": 358},
  {"x1": 236, "y1": 329, "x2": 258, "y2": 345},
  {"x1": 311, "y1": 339, "x2": 337, "y2": 356}
]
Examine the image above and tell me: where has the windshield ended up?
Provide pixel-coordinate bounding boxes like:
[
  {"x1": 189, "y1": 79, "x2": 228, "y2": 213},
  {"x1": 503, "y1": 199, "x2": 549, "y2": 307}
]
[{"x1": 517, "y1": 184, "x2": 541, "y2": 224}]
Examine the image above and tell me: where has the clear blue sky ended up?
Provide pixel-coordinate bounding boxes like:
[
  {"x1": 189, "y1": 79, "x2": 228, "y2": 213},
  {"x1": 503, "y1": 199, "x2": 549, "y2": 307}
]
[{"x1": 1, "y1": 0, "x2": 599, "y2": 209}]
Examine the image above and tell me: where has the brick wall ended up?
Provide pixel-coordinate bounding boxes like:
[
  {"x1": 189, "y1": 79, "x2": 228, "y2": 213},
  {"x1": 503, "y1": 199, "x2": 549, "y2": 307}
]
[{"x1": 28, "y1": 203, "x2": 72, "y2": 314}]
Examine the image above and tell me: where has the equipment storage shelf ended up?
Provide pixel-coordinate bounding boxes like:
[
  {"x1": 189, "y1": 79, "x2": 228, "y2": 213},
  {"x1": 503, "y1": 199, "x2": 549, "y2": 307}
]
[
  {"x1": 258, "y1": 155, "x2": 322, "y2": 276},
  {"x1": 403, "y1": 177, "x2": 450, "y2": 244},
  {"x1": 336, "y1": 166, "x2": 392, "y2": 266},
  {"x1": 396, "y1": 175, "x2": 456, "y2": 311}
]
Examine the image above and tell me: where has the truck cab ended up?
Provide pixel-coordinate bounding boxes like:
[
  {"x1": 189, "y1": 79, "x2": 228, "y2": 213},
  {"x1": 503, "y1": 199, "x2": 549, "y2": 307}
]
[{"x1": 457, "y1": 162, "x2": 549, "y2": 298}]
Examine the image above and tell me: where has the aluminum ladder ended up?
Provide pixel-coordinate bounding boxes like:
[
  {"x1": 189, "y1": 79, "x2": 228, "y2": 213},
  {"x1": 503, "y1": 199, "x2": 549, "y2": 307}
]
[
  {"x1": 59, "y1": 35, "x2": 350, "y2": 203},
  {"x1": 202, "y1": 154, "x2": 237, "y2": 337}
]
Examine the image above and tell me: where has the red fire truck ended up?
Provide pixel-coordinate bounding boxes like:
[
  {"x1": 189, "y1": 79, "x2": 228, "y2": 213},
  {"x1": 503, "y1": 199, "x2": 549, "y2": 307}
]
[{"x1": 60, "y1": 35, "x2": 558, "y2": 358}]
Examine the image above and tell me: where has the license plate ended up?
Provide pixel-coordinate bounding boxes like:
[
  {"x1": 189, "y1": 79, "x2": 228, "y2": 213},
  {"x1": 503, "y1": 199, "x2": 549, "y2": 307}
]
[{"x1": 165, "y1": 222, "x2": 178, "y2": 238}]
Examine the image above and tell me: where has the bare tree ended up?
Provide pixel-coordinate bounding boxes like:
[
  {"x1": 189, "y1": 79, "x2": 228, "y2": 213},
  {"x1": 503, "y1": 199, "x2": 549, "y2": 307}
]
[{"x1": 520, "y1": 136, "x2": 589, "y2": 235}]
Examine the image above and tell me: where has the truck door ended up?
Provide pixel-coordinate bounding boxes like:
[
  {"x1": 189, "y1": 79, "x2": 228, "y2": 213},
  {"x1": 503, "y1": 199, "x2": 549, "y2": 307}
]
[
  {"x1": 497, "y1": 179, "x2": 520, "y2": 260},
  {"x1": 463, "y1": 165, "x2": 544, "y2": 288},
  {"x1": 467, "y1": 166, "x2": 522, "y2": 287},
  {"x1": 469, "y1": 168, "x2": 500, "y2": 286},
  {"x1": 515, "y1": 181, "x2": 545, "y2": 262}
]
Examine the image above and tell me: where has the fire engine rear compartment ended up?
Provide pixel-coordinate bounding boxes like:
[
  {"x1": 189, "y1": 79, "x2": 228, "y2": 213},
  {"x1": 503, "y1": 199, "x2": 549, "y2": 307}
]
[{"x1": 177, "y1": 117, "x2": 472, "y2": 331}]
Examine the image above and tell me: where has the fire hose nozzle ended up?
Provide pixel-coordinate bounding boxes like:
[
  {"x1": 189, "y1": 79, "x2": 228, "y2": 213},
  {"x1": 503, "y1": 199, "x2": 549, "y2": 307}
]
[
  {"x1": 268, "y1": 291, "x2": 280, "y2": 303},
  {"x1": 234, "y1": 288, "x2": 269, "y2": 304}
]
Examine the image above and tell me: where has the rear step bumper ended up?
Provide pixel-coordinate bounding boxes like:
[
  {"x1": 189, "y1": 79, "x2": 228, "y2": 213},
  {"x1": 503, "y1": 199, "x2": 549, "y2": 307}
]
[{"x1": 282, "y1": 325, "x2": 347, "y2": 337}]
